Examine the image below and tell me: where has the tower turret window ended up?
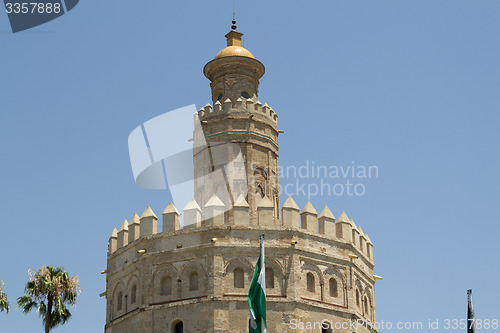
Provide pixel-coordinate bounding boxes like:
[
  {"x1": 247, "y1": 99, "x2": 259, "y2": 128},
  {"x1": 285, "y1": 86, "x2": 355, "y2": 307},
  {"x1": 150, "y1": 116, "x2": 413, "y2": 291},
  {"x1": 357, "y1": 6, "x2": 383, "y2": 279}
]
[
  {"x1": 241, "y1": 91, "x2": 251, "y2": 99},
  {"x1": 356, "y1": 289, "x2": 360, "y2": 307},
  {"x1": 217, "y1": 93, "x2": 223, "y2": 101}
]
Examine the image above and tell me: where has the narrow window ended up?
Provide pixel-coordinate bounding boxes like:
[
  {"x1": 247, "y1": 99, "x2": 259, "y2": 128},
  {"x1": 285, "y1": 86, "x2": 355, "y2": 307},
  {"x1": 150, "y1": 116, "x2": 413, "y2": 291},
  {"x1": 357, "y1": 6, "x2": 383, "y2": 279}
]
[
  {"x1": 306, "y1": 272, "x2": 315, "y2": 293},
  {"x1": 356, "y1": 289, "x2": 360, "y2": 307},
  {"x1": 265, "y1": 267, "x2": 274, "y2": 289},
  {"x1": 234, "y1": 268, "x2": 244, "y2": 288},
  {"x1": 117, "y1": 291, "x2": 123, "y2": 311},
  {"x1": 131, "y1": 284, "x2": 137, "y2": 304},
  {"x1": 256, "y1": 185, "x2": 264, "y2": 198},
  {"x1": 189, "y1": 272, "x2": 199, "y2": 291},
  {"x1": 329, "y1": 278, "x2": 338, "y2": 297},
  {"x1": 161, "y1": 276, "x2": 172, "y2": 296},
  {"x1": 174, "y1": 321, "x2": 183, "y2": 333},
  {"x1": 364, "y1": 296, "x2": 369, "y2": 314}
]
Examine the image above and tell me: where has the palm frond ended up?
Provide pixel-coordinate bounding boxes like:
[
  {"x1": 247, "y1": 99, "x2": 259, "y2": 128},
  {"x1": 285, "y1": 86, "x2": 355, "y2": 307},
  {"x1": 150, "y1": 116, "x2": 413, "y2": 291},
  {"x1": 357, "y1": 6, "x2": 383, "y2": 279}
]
[{"x1": 18, "y1": 266, "x2": 80, "y2": 332}]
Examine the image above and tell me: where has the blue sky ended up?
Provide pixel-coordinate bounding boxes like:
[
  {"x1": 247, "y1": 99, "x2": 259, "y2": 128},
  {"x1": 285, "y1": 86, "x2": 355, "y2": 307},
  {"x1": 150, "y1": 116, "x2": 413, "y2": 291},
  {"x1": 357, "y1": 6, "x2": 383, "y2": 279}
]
[{"x1": 1, "y1": 0, "x2": 499, "y2": 332}]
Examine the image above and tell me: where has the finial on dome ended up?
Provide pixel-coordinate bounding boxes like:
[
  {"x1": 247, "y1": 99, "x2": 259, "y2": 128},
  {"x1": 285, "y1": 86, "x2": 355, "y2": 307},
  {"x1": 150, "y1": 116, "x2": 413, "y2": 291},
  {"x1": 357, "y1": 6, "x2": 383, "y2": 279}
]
[{"x1": 231, "y1": 10, "x2": 237, "y2": 30}]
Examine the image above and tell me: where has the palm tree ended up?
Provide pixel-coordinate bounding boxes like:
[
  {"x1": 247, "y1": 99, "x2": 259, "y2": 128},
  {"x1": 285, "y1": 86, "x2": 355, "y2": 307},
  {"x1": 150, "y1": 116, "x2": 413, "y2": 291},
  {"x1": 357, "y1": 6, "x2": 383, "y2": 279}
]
[
  {"x1": 17, "y1": 266, "x2": 80, "y2": 333},
  {"x1": 0, "y1": 280, "x2": 9, "y2": 313}
]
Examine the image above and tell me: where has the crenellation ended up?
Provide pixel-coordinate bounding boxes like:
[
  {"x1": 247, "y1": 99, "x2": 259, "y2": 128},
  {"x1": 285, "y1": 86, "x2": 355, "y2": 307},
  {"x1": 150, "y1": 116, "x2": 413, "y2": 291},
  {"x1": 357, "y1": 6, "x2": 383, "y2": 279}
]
[
  {"x1": 254, "y1": 100, "x2": 262, "y2": 112},
  {"x1": 107, "y1": 199, "x2": 374, "y2": 262},
  {"x1": 366, "y1": 234, "x2": 373, "y2": 259},
  {"x1": 236, "y1": 97, "x2": 244, "y2": 108},
  {"x1": 281, "y1": 196, "x2": 300, "y2": 228},
  {"x1": 117, "y1": 219, "x2": 129, "y2": 249},
  {"x1": 223, "y1": 98, "x2": 231, "y2": 112},
  {"x1": 257, "y1": 196, "x2": 274, "y2": 226},
  {"x1": 300, "y1": 201, "x2": 318, "y2": 232},
  {"x1": 318, "y1": 205, "x2": 336, "y2": 237},
  {"x1": 246, "y1": 97, "x2": 254, "y2": 112},
  {"x1": 128, "y1": 212, "x2": 140, "y2": 242},
  {"x1": 262, "y1": 103, "x2": 270, "y2": 115},
  {"x1": 108, "y1": 228, "x2": 117, "y2": 254},
  {"x1": 197, "y1": 98, "x2": 277, "y2": 124},
  {"x1": 140, "y1": 206, "x2": 158, "y2": 237},
  {"x1": 232, "y1": 194, "x2": 250, "y2": 226},
  {"x1": 351, "y1": 219, "x2": 360, "y2": 247},
  {"x1": 183, "y1": 199, "x2": 202, "y2": 229},
  {"x1": 335, "y1": 211, "x2": 352, "y2": 242},
  {"x1": 204, "y1": 102, "x2": 212, "y2": 113},
  {"x1": 162, "y1": 202, "x2": 180, "y2": 232},
  {"x1": 358, "y1": 226, "x2": 367, "y2": 254},
  {"x1": 203, "y1": 194, "x2": 225, "y2": 226},
  {"x1": 214, "y1": 100, "x2": 222, "y2": 112}
]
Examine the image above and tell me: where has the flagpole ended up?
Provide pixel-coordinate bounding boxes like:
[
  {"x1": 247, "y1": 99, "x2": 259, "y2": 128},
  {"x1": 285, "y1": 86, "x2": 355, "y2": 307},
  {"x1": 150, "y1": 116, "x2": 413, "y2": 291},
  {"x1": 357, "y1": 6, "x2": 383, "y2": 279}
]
[{"x1": 248, "y1": 234, "x2": 266, "y2": 333}]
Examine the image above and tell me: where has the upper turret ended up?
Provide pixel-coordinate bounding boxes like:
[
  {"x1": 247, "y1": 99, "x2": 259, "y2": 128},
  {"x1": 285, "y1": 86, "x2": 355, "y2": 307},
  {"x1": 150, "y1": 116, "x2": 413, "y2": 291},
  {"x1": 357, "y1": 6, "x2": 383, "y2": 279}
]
[{"x1": 204, "y1": 24, "x2": 265, "y2": 104}]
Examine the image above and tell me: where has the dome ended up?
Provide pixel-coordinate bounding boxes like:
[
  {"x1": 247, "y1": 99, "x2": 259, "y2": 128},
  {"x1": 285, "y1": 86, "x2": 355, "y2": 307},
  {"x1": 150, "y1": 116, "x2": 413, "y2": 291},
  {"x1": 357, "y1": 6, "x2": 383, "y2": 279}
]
[
  {"x1": 213, "y1": 30, "x2": 255, "y2": 60},
  {"x1": 215, "y1": 45, "x2": 254, "y2": 59}
]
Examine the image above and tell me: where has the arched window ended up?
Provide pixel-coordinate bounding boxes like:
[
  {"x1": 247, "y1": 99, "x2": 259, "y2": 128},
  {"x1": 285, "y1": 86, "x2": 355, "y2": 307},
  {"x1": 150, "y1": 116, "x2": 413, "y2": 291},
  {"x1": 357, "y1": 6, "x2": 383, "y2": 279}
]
[
  {"x1": 256, "y1": 185, "x2": 264, "y2": 199},
  {"x1": 254, "y1": 168, "x2": 267, "y2": 199},
  {"x1": 117, "y1": 291, "x2": 123, "y2": 311},
  {"x1": 161, "y1": 276, "x2": 172, "y2": 296},
  {"x1": 322, "y1": 324, "x2": 333, "y2": 333},
  {"x1": 234, "y1": 268, "x2": 244, "y2": 288},
  {"x1": 265, "y1": 267, "x2": 274, "y2": 289},
  {"x1": 189, "y1": 272, "x2": 199, "y2": 291},
  {"x1": 329, "y1": 278, "x2": 338, "y2": 297},
  {"x1": 356, "y1": 289, "x2": 360, "y2": 307},
  {"x1": 364, "y1": 296, "x2": 369, "y2": 314},
  {"x1": 174, "y1": 321, "x2": 183, "y2": 333},
  {"x1": 241, "y1": 91, "x2": 251, "y2": 99},
  {"x1": 306, "y1": 272, "x2": 315, "y2": 293},
  {"x1": 131, "y1": 284, "x2": 137, "y2": 304}
]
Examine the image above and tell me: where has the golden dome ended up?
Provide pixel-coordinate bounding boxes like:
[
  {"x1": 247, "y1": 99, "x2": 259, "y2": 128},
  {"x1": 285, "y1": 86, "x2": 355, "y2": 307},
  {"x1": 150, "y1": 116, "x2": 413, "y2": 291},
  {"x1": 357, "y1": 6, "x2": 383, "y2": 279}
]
[
  {"x1": 215, "y1": 45, "x2": 254, "y2": 59},
  {"x1": 214, "y1": 30, "x2": 254, "y2": 60}
]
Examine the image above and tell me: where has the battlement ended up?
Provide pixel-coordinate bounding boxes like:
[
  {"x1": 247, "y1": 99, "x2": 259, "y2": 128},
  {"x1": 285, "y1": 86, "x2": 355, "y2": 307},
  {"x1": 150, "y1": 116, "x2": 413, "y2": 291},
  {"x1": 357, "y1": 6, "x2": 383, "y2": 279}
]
[
  {"x1": 196, "y1": 97, "x2": 278, "y2": 124},
  {"x1": 107, "y1": 195, "x2": 374, "y2": 262}
]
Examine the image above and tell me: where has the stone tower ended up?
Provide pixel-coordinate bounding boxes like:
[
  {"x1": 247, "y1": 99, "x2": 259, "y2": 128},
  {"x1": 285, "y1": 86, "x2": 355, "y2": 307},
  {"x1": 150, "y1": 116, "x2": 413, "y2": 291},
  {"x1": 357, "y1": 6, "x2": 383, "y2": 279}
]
[
  {"x1": 104, "y1": 24, "x2": 377, "y2": 333},
  {"x1": 194, "y1": 27, "x2": 279, "y2": 225}
]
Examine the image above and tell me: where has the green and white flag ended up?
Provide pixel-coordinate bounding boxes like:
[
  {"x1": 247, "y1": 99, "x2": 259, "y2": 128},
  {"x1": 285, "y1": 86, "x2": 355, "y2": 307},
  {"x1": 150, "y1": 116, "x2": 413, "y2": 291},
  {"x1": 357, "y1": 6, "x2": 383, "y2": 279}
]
[{"x1": 248, "y1": 235, "x2": 266, "y2": 333}]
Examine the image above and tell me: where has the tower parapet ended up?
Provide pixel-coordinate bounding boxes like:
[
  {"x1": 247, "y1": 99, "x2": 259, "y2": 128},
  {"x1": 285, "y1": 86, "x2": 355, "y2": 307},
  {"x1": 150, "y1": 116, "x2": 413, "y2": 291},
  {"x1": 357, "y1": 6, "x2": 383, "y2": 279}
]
[{"x1": 107, "y1": 196, "x2": 375, "y2": 262}]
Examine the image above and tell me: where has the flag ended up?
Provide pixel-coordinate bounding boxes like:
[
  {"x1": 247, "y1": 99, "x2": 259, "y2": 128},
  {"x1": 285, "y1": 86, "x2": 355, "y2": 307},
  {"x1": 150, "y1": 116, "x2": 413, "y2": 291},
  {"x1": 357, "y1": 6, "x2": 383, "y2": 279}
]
[
  {"x1": 467, "y1": 289, "x2": 476, "y2": 333},
  {"x1": 248, "y1": 235, "x2": 266, "y2": 333}
]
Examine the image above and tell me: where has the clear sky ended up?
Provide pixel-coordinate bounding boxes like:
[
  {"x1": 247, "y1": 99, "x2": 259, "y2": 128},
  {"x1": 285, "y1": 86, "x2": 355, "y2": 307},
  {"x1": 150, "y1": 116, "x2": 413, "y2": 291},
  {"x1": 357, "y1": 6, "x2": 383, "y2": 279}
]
[{"x1": 1, "y1": 0, "x2": 499, "y2": 332}]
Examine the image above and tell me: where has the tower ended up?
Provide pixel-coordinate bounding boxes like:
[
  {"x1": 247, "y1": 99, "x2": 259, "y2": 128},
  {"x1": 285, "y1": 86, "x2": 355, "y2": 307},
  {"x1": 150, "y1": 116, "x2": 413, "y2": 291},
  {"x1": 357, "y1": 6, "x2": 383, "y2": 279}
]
[
  {"x1": 104, "y1": 23, "x2": 377, "y2": 333},
  {"x1": 194, "y1": 25, "x2": 279, "y2": 225}
]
